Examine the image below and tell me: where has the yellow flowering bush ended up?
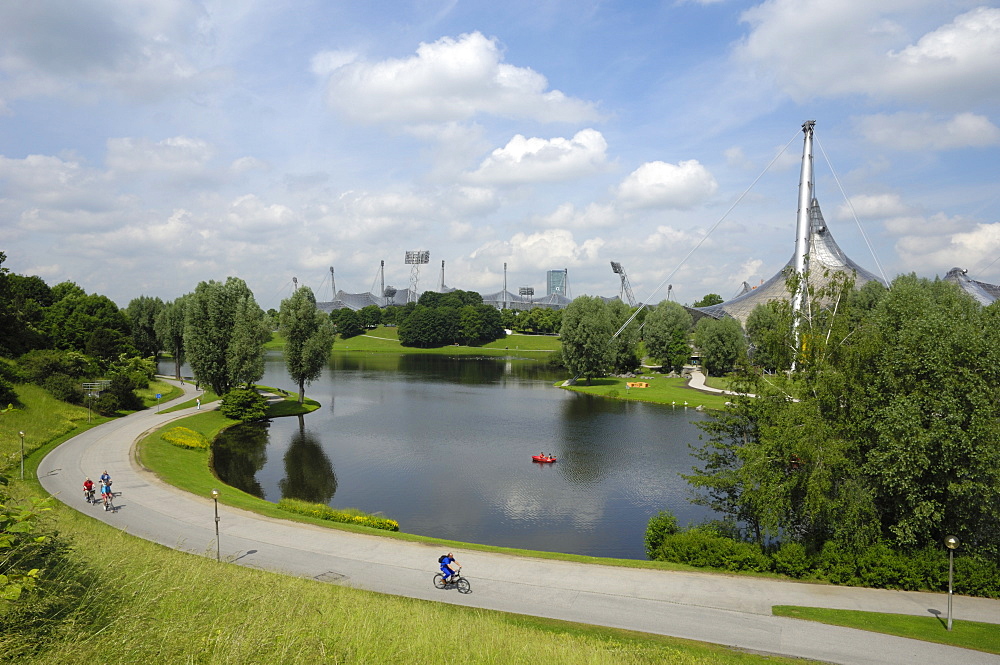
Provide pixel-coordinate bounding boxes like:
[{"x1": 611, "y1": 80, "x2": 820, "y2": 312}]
[
  {"x1": 278, "y1": 498, "x2": 399, "y2": 532},
  {"x1": 161, "y1": 426, "x2": 210, "y2": 450}
]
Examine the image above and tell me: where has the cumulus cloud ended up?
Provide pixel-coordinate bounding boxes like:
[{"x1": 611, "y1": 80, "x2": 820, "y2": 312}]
[
  {"x1": 617, "y1": 160, "x2": 718, "y2": 209},
  {"x1": 737, "y1": 3, "x2": 1000, "y2": 108},
  {"x1": 533, "y1": 202, "x2": 619, "y2": 230},
  {"x1": 857, "y1": 112, "x2": 1000, "y2": 150},
  {"x1": 466, "y1": 129, "x2": 608, "y2": 185},
  {"x1": 837, "y1": 193, "x2": 912, "y2": 220},
  {"x1": 106, "y1": 136, "x2": 214, "y2": 173},
  {"x1": 0, "y1": 0, "x2": 219, "y2": 102},
  {"x1": 320, "y1": 31, "x2": 601, "y2": 126},
  {"x1": 470, "y1": 229, "x2": 604, "y2": 269},
  {"x1": 896, "y1": 219, "x2": 1000, "y2": 271}
]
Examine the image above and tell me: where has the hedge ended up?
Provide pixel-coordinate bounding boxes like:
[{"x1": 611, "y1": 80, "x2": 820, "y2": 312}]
[{"x1": 161, "y1": 426, "x2": 210, "y2": 450}]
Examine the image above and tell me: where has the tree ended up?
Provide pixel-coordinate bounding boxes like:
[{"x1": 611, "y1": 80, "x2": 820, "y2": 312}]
[
  {"x1": 155, "y1": 296, "x2": 188, "y2": 380},
  {"x1": 358, "y1": 305, "x2": 381, "y2": 329},
  {"x1": 693, "y1": 316, "x2": 746, "y2": 376},
  {"x1": 279, "y1": 286, "x2": 335, "y2": 404},
  {"x1": 44, "y1": 289, "x2": 132, "y2": 356},
  {"x1": 693, "y1": 293, "x2": 724, "y2": 308},
  {"x1": 184, "y1": 277, "x2": 267, "y2": 395},
  {"x1": 745, "y1": 301, "x2": 793, "y2": 372},
  {"x1": 125, "y1": 295, "x2": 164, "y2": 359},
  {"x1": 643, "y1": 301, "x2": 693, "y2": 371},
  {"x1": 607, "y1": 300, "x2": 641, "y2": 373},
  {"x1": 559, "y1": 296, "x2": 613, "y2": 384},
  {"x1": 336, "y1": 309, "x2": 363, "y2": 338}
]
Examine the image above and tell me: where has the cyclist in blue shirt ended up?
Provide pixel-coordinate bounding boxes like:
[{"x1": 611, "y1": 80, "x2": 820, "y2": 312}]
[{"x1": 439, "y1": 552, "x2": 460, "y2": 583}]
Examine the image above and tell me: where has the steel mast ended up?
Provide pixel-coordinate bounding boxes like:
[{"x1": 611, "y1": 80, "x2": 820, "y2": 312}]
[{"x1": 791, "y1": 121, "x2": 815, "y2": 368}]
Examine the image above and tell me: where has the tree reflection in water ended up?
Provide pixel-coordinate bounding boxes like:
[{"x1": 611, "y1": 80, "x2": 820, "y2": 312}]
[
  {"x1": 212, "y1": 422, "x2": 269, "y2": 499},
  {"x1": 279, "y1": 415, "x2": 338, "y2": 504}
]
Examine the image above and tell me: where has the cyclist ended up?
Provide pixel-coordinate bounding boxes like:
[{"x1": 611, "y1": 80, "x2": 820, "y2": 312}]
[
  {"x1": 83, "y1": 477, "x2": 95, "y2": 503},
  {"x1": 101, "y1": 480, "x2": 114, "y2": 511},
  {"x1": 100, "y1": 469, "x2": 111, "y2": 486},
  {"x1": 439, "y1": 552, "x2": 460, "y2": 584}
]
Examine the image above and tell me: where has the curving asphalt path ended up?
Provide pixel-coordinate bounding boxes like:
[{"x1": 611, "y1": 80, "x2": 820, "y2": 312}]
[{"x1": 38, "y1": 381, "x2": 1000, "y2": 665}]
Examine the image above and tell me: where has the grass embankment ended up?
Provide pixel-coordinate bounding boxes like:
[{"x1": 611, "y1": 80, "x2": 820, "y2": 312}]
[
  {"x1": 562, "y1": 374, "x2": 730, "y2": 410},
  {"x1": 3, "y1": 480, "x2": 810, "y2": 665},
  {"x1": 773, "y1": 606, "x2": 1000, "y2": 655}
]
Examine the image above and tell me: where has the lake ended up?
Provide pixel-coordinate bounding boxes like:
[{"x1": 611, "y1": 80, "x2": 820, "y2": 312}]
[{"x1": 197, "y1": 352, "x2": 717, "y2": 560}]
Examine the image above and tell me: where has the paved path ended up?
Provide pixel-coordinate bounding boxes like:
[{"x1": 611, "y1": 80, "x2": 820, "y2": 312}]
[{"x1": 37, "y1": 382, "x2": 1000, "y2": 665}]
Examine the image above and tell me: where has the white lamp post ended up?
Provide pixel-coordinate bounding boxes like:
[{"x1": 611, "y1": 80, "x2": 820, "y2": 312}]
[
  {"x1": 19, "y1": 431, "x2": 25, "y2": 480},
  {"x1": 945, "y1": 535, "x2": 959, "y2": 631}
]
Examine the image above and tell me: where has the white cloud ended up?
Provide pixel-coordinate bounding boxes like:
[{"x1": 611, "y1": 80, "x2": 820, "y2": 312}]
[
  {"x1": 896, "y1": 219, "x2": 1000, "y2": 271},
  {"x1": 533, "y1": 202, "x2": 619, "y2": 230},
  {"x1": 0, "y1": 0, "x2": 220, "y2": 102},
  {"x1": 321, "y1": 31, "x2": 601, "y2": 126},
  {"x1": 858, "y1": 112, "x2": 1000, "y2": 150},
  {"x1": 466, "y1": 129, "x2": 608, "y2": 185},
  {"x1": 470, "y1": 229, "x2": 604, "y2": 269},
  {"x1": 837, "y1": 193, "x2": 912, "y2": 220},
  {"x1": 737, "y1": 3, "x2": 1000, "y2": 108},
  {"x1": 617, "y1": 160, "x2": 718, "y2": 210},
  {"x1": 106, "y1": 136, "x2": 214, "y2": 173}
]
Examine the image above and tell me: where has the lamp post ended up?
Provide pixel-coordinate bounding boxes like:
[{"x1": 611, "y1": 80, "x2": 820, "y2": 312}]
[
  {"x1": 19, "y1": 431, "x2": 25, "y2": 480},
  {"x1": 212, "y1": 489, "x2": 220, "y2": 562},
  {"x1": 945, "y1": 535, "x2": 959, "y2": 631}
]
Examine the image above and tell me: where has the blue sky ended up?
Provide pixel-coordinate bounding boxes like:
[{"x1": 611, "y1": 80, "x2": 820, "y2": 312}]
[{"x1": 1, "y1": 0, "x2": 998, "y2": 310}]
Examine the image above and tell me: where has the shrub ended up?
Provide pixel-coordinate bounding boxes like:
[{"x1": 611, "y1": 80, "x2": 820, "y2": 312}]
[
  {"x1": 277, "y1": 498, "x2": 399, "y2": 532},
  {"x1": 955, "y1": 554, "x2": 1000, "y2": 599},
  {"x1": 107, "y1": 373, "x2": 142, "y2": 411},
  {"x1": 93, "y1": 393, "x2": 120, "y2": 416},
  {"x1": 655, "y1": 529, "x2": 771, "y2": 572},
  {"x1": 161, "y1": 426, "x2": 210, "y2": 450},
  {"x1": 772, "y1": 541, "x2": 811, "y2": 578},
  {"x1": 42, "y1": 374, "x2": 84, "y2": 404},
  {"x1": 644, "y1": 509, "x2": 679, "y2": 559},
  {"x1": 219, "y1": 388, "x2": 267, "y2": 422},
  {"x1": 0, "y1": 376, "x2": 19, "y2": 407}
]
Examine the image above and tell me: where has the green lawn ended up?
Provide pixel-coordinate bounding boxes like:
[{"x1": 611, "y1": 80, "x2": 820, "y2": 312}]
[
  {"x1": 773, "y1": 606, "x2": 1000, "y2": 654},
  {"x1": 562, "y1": 374, "x2": 730, "y2": 410},
  {"x1": 269, "y1": 326, "x2": 561, "y2": 358}
]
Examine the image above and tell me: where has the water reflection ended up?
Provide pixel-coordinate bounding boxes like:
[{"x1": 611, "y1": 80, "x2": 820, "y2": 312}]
[
  {"x1": 279, "y1": 416, "x2": 337, "y2": 504},
  {"x1": 212, "y1": 422, "x2": 269, "y2": 498}
]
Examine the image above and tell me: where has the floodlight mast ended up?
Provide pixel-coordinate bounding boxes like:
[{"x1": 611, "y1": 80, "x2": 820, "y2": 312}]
[
  {"x1": 610, "y1": 261, "x2": 637, "y2": 307},
  {"x1": 404, "y1": 250, "x2": 429, "y2": 303},
  {"x1": 519, "y1": 286, "x2": 534, "y2": 307}
]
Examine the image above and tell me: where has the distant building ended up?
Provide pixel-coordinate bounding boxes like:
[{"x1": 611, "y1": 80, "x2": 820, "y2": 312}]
[
  {"x1": 546, "y1": 269, "x2": 568, "y2": 297},
  {"x1": 944, "y1": 267, "x2": 1000, "y2": 305}
]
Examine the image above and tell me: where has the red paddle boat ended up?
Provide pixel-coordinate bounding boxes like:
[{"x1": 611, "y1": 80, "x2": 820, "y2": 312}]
[{"x1": 532, "y1": 454, "x2": 557, "y2": 463}]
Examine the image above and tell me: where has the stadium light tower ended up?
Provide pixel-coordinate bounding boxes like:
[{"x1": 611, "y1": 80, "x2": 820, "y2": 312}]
[
  {"x1": 519, "y1": 286, "x2": 534, "y2": 307},
  {"x1": 405, "y1": 250, "x2": 430, "y2": 303},
  {"x1": 610, "y1": 261, "x2": 637, "y2": 307}
]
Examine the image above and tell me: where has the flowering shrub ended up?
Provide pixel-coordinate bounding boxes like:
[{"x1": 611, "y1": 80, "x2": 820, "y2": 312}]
[
  {"x1": 278, "y1": 498, "x2": 399, "y2": 532},
  {"x1": 161, "y1": 426, "x2": 210, "y2": 450}
]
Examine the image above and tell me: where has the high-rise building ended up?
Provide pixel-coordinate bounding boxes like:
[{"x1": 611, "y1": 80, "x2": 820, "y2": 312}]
[{"x1": 546, "y1": 269, "x2": 568, "y2": 297}]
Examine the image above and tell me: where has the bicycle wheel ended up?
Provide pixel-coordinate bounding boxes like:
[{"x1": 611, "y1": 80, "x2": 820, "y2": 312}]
[
  {"x1": 455, "y1": 577, "x2": 471, "y2": 594},
  {"x1": 433, "y1": 573, "x2": 446, "y2": 589}
]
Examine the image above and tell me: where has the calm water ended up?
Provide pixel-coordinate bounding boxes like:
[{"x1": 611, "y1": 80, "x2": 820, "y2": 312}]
[{"x1": 191, "y1": 352, "x2": 716, "y2": 560}]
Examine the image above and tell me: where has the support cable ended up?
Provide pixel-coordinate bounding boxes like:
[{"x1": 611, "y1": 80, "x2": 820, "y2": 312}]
[
  {"x1": 815, "y1": 136, "x2": 891, "y2": 289},
  {"x1": 609, "y1": 129, "x2": 802, "y2": 341}
]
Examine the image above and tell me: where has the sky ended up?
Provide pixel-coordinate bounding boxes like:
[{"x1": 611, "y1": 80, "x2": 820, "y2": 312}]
[{"x1": 1, "y1": 0, "x2": 998, "y2": 311}]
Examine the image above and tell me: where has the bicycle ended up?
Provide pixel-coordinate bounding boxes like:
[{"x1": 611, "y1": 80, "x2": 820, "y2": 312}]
[
  {"x1": 433, "y1": 567, "x2": 471, "y2": 593},
  {"x1": 84, "y1": 487, "x2": 96, "y2": 504}
]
